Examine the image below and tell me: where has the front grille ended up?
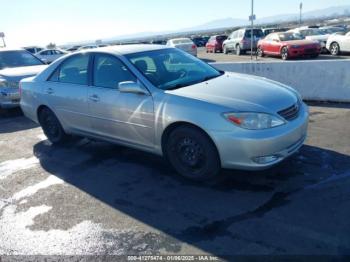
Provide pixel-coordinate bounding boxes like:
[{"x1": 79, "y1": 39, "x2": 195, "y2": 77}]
[{"x1": 278, "y1": 103, "x2": 300, "y2": 121}]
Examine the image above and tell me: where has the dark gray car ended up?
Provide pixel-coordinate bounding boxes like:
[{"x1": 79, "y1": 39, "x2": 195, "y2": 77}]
[{"x1": 223, "y1": 28, "x2": 264, "y2": 55}]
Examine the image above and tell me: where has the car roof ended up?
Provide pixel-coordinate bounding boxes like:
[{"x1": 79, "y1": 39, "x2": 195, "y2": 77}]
[{"x1": 78, "y1": 44, "x2": 170, "y2": 55}]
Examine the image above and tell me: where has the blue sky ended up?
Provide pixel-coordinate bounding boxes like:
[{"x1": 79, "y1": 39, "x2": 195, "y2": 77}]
[{"x1": 0, "y1": 0, "x2": 349, "y2": 47}]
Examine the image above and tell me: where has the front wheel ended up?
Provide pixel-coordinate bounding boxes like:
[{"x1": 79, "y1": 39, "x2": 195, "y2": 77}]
[
  {"x1": 257, "y1": 47, "x2": 264, "y2": 57},
  {"x1": 330, "y1": 42, "x2": 340, "y2": 56},
  {"x1": 236, "y1": 45, "x2": 241, "y2": 56},
  {"x1": 39, "y1": 107, "x2": 69, "y2": 144},
  {"x1": 281, "y1": 47, "x2": 289, "y2": 60},
  {"x1": 165, "y1": 126, "x2": 221, "y2": 181},
  {"x1": 223, "y1": 45, "x2": 229, "y2": 54}
]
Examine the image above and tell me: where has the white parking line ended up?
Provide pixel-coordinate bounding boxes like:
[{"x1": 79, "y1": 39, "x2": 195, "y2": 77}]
[{"x1": 0, "y1": 157, "x2": 39, "y2": 180}]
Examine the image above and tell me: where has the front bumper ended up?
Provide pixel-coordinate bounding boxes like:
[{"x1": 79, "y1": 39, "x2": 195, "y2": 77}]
[
  {"x1": 288, "y1": 47, "x2": 321, "y2": 57},
  {"x1": 210, "y1": 103, "x2": 309, "y2": 170},
  {"x1": 0, "y1": 88, "x2": 20, "y2": 108}
]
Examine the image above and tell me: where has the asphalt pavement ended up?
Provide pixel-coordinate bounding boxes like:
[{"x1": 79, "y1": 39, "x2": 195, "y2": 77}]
[{"x1": 0, "y1": 104, "x2": 350, "y2": 258}]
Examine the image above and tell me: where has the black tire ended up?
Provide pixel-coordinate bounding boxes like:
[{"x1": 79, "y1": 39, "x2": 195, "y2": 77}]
[
  {"x1": 281, "y1": 47, "x2": 289, "y2": 60},
  {"x1": 257, "y1": 47, "x2": 264, "y2": 57},
  {"x1": 330, "y1": 42, "x2": 340, "y2": 56},
  {"x1": 38, "y1": 107, "x2": 68, "y2": 144},
  {"x1": 223, "y1": 45, "x2": 229, "y2": 54},
  {"x1": 165, "y1": 126, "x2": 221, "y2": 181},
  {"x1": 236, "y1": 45, "x2": 241, "y2": 56}
]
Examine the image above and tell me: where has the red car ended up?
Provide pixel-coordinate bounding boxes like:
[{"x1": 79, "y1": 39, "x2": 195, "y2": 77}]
[
  {"x1": 205, "y1": 35, "x2": 228, "y2": 53},
  {"x1": 257, "y1": 32, "x2": 321, "y2": 60}
]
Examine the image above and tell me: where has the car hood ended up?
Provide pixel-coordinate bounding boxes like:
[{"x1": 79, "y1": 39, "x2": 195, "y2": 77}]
[
  {"x1": 167, "y1": 72, "x2": 298, "y2": 114},
  {"x1": 0, "y1": 65, "x2": 47, "y2": 82},
  {"x1": 284, "y1": 39, "x2": 319, "y2": 46}
]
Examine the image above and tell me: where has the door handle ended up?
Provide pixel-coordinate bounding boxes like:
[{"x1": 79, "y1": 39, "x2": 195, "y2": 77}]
[
  {"x1": 89, "y1": 94, "x2": 100, "y2": 102},
  {"x1": 46, "y1": 88, "x2": 54, "y2": 95}
]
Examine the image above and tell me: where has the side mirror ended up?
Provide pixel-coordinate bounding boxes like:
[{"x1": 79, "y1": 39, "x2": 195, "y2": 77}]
[{"x1": 118, "y1": 81, "x2": 148, "y2": 95}]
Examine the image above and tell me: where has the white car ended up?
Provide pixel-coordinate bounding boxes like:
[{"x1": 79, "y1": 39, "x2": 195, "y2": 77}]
[
  {"x1": 166, "y1": 38, "x2": 197, "y2": 56},
  {"x1": 326, "y1": 31, "x2": 350, "y2": 56},
  {"x1": 288, "y1": 28, "x2": 329, "y2": 51},
  {"x1": 35, "y1": 49, "x2": 67, "y2": 64}
]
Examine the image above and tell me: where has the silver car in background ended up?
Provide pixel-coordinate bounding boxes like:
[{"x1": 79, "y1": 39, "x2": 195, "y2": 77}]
[
  {"x1": 35, "y1": 49, "x2": 68, "y2": 64},
  {"x1": 0, "y1": 48, "x2": 46, "y2": 108},
  {"x1": 166, "y1": 38, "x2": 197, "y2": 57},
  {"x1": 20, "y1": 45, "x2": 308, "y2": 181}
]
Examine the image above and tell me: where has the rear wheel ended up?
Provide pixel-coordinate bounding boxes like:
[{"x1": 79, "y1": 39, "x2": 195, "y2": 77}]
[
  {"x1": 38, "y1": 107, "x2": 68, "y2": 144},
  {"x1": 330, "y1": 42, "x2": 340, "y2": 56},
  {"x1": 165, "y1": 126, "x2": 221, "y2": 181},
  {"x1": 281, "y1": 47, "x2": 289, "y2": 60}
]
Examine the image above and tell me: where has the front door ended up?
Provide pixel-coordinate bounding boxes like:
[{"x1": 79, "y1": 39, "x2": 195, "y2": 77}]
[
  {"x1": 44, "y1": 53, "x2": 91, "y2": 133},
  {"x1": 87, "y1": 54, "x2": 155, "y2": 148}
]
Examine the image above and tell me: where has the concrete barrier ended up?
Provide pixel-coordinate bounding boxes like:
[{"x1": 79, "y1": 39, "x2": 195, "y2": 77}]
[{"x1": 212, "y1": 60, "x2": 350, "y2": 102}]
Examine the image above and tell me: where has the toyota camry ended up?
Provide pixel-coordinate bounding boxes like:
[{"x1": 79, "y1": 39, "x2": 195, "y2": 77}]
[{"x1": 20, "y1": 45, "x2": 309, "y2": 181}]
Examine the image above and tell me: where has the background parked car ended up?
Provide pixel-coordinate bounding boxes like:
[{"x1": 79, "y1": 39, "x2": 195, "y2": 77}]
[
  {"x1": 23, "y1": 46, "x2": 44, "y2": 54},
  {"x1": 191, "y1": 36, "x2": 206, "y2": 47},
  {"x1": 326, "y1": 31, "x2": 350, "y2": 55},
  {"x1": 262, "y1": 28, "x2": 289, "y2": 36},
  {"x1": 66, "y1": 46, "x2": 82, "y2": 52},
  {"x1": 205, "y1": 35, "x2": 227, "y2": 53},
  {"x1": 287, "y1": 27, "x2": 329, "y2": 52},
  {"x1": 35, "y1": 49, "x2": 68, "y2": 64},
  {"x1": 166, "y1": 38, "x2": 197, "y2": 56},
  {"x1": 78, "y1": 45, "x2": 99, "y2": 51},
  {"x1": 319, "y1": 26, "x2": 347, "y2": 35},
  {"x1": 257, "y1": 32, "x2": 321, "y2": 60},
  {"x1": 223, "y1": 28, "x2": 264, "y2": 55},
  {"x1": 0, "y1": 48, "x2": 46, "y2": 108}
]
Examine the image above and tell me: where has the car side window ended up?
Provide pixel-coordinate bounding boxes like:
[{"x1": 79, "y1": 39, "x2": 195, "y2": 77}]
[
  {"x1": 93, "y1": 54, "x2": 136, "y2": 89},
  {"x1": 48, "y1": 54, "x2": 89, "y2": 85}
]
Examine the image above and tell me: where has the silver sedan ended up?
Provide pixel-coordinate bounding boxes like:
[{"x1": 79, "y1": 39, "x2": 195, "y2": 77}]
[{"x1": 20, "y1": 45, "x2": 308, "y2": 180}]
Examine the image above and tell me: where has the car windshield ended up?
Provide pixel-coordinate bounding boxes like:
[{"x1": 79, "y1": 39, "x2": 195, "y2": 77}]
[
  {"x1": 126, "y1": 48, "x2": 223, "y2": 90},
  {"x1": 279, "y1": 33, "x2": 304, "y2": 41},
  {"x1": 244, "y1": 29, "x2": 264, "y2": 38},
  {"x1": 0, "y1": 50, "x2": 44, "y2": 70}
]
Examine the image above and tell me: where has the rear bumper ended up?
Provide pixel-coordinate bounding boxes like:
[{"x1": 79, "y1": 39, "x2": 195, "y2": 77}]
[
  {"x1": 0, "y1": 88, "x2": 20, "y2": 108},
  {"x1": 210, "y1": 103, "x2": 309, "y2": 170}
]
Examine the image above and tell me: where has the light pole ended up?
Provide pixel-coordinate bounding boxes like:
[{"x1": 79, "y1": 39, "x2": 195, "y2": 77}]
[
  {"x1": 299, "y1": 2, "x2": 303, "y2": 26},
  {"x1": 0, "y1": 32, "x2": 5, "y2": 48},
  {"x1": 250, "y1": 0, "x2": 255, "y2": 60}
]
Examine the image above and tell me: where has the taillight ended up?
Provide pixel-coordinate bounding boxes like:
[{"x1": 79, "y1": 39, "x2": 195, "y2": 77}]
[{"x1": 192, "y1": 44, "x2": 197, "y2": 49}]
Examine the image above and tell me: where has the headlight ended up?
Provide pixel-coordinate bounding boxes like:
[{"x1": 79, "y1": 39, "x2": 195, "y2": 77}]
[{"x1": 223, "y1": 112, "x2": 286, "y2": 130}]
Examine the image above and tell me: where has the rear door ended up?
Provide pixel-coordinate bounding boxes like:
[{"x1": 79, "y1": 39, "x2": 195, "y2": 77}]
[
  {"x1": 87, "y1": 53, "x2": 155, "y2": 148},
  {"x1": 44, "y1": 54, "x2": 91, "y2": 132}
]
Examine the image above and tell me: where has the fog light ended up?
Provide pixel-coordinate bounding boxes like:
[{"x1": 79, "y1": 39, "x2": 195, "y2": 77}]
[{"x1": 252, "y1": 155, "x2": 280, "y2": 164}]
